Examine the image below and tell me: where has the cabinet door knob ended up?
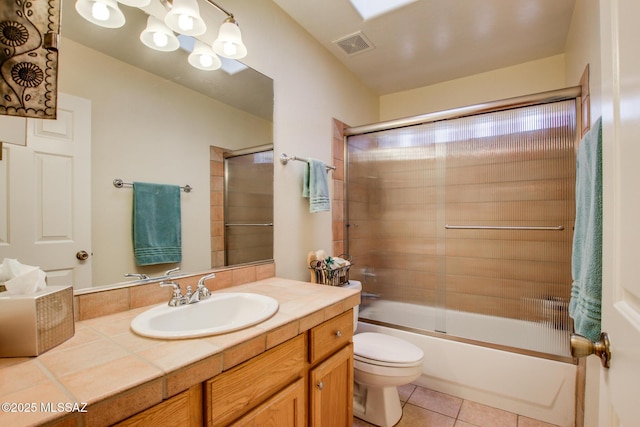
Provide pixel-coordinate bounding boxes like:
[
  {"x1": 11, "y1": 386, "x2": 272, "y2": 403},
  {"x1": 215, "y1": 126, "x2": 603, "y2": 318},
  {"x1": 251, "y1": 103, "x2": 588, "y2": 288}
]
[
  {"x1": 317, "y1": 381, "x2": 324, "y2": 391},
  {"x1": 335, "y1": 330, "x2": 342, "y2": 338}
]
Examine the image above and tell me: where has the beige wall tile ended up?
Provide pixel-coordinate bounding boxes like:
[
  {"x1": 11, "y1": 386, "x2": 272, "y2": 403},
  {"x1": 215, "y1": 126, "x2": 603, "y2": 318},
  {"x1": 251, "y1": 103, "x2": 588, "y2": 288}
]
[
  {"x1": 78, "y1": 288, "x2": 130, "y2": 320},
  {"x1": 232, "y1": 266, "x2": 257, "y2": 285}
]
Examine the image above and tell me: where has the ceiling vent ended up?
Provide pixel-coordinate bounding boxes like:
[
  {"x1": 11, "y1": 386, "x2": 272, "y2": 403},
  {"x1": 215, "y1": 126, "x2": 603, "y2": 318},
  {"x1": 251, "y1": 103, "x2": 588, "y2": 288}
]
[{"x1": 333, "y1": 31, "x2": 375, "y2": 56}]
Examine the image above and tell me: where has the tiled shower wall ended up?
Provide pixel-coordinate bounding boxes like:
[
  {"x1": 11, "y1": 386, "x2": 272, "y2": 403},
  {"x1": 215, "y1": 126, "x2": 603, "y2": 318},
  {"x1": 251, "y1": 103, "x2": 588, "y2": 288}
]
[
  {"x1": 332, "y1": 119, "x2": 347, "y2": 257},
  {"x1": 210, "y1": 146, "x2": 225, "y2": 267}
]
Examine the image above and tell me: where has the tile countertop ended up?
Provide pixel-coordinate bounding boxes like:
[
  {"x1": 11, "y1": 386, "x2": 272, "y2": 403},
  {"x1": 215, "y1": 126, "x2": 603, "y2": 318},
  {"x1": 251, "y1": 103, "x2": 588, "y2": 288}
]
[{"x1": 0, "y1": 278, "x2": 360, "y2": 427}]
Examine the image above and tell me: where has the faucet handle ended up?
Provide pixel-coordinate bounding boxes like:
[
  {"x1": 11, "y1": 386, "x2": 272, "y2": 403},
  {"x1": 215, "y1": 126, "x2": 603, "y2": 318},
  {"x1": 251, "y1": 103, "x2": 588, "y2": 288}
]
[
  {"x1": 164, "y1": 267, "x2": 181, "y2": 276},
  {"x1": 125, "y1": 273, "x2": 150, "y2": 280},
  {"x1": 160, "y1": 281, "x2": 182, "y2": 294},
  {"x1": 197, "y1": 272, "x2": 216, "y2": 287}
]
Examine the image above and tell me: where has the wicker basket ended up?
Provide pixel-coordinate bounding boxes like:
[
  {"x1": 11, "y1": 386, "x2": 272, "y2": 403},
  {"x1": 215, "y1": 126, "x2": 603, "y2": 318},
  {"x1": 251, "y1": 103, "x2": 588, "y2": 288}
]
[{"x1": 309, "y1": 254, "x2": 352, "y2": 286}]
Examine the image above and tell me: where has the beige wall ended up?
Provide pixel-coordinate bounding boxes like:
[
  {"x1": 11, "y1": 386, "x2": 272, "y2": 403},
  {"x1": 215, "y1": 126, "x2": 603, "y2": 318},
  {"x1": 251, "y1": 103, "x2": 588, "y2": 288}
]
[
  {"x1": 229, "y1": 0, "x2": 380, "y2": 280},
  {"x1": 562, "y1": 1, "x2": 603, "y2": 427},
  {"x1": 379, "y1": 54, "x2": 567, "y2": 121}
]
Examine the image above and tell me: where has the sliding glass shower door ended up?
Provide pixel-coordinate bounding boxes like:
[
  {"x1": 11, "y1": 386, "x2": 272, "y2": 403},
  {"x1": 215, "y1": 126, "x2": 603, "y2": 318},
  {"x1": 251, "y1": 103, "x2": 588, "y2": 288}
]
[
  {"x1": 224, "y1": 150, "x2": 273, "y2": 265},
  {"x1": 347, "y1": 100, "x2": 577, "y2": 357}
]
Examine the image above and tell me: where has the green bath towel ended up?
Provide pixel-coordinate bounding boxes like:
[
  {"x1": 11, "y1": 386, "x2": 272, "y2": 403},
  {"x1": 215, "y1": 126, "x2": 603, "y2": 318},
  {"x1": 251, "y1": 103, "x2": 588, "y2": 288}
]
[
  {"x1": 569, "y1": 117, "x2": 602, "y2": 342},
  {"x1": 132, "y1": 182, "x2": 182, "y2": 266},
  {"x1": 303, "y1": 158, "x2": 330, "y2": 213}
]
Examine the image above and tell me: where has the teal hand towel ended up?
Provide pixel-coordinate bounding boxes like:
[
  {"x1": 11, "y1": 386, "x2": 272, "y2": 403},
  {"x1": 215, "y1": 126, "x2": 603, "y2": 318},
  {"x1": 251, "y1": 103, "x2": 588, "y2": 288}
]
[
  {"x1": 569, "y1": 117, "x2": 603, "y2": 342},
  {"x1": 132, "y1": 182, "x2": 182, "y2": 266},
  {"x1": 303, "y1": 158, "x2": 330, "y2": 213}
]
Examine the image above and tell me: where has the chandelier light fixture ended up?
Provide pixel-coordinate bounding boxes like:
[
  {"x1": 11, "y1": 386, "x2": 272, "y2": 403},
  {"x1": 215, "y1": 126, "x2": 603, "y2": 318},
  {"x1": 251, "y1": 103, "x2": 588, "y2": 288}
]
[
  {"x1": 164, "y1": 0, "x2": 206, "y2": 36},
  {"x1": 74, "y1": 0, "x2": 247, "y2": 70},
  {"x1": 188, "y1": 40, "x2": 222, "y2": 70},
  {"x1": 140, "y1": 15, "x2": 180, "y2": 51},
  {"x1": 75, "y1": 0, "x2": 126, "y2": 28}
]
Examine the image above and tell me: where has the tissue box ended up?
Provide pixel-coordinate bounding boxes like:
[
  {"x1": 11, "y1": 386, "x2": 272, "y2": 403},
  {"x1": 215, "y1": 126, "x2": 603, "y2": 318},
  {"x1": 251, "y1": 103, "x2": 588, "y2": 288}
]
[{"x1": 0, "y1": 286, "x2": 75, "y2": 357}]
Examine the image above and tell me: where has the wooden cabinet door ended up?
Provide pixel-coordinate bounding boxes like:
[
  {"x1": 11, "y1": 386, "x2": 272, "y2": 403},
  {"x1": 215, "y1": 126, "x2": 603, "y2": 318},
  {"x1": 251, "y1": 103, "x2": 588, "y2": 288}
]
[
  {"x1": 206, "y1": 335, "x2": 305, "y2": 426},
  {"x1": 114, "y1": 384, "x2": 202, "y2": 426},
  {"x1": 309, "y1": 343, "x2": 353, "y2": 427},
  {"x1": 232, "y1": 379, "x2": 306, "y2": 427}
]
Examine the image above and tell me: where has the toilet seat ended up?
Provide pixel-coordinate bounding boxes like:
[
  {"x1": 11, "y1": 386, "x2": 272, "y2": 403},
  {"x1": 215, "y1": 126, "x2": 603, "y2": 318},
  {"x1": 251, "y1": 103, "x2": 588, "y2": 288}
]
[{"x1": 353, "y1": 332, "x2": 424, "y2": 368}]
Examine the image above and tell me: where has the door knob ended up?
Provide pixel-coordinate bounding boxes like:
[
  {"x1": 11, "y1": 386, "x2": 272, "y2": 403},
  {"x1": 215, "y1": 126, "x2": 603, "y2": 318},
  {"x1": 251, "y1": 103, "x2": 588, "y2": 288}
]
[
  {"x1": 570, "y1": 332, "x2": 611, "y2": 368},
  {"x1": 76, "y1": 250, "x2": 89, "y2": 261}
]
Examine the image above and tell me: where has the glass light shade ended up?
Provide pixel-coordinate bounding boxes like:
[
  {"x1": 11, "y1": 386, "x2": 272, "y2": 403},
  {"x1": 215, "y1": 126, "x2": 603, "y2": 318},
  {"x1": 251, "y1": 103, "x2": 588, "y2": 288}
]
[
  {"x1": 188, "y1": 40, "x2": 222, "y2": 71},
  {"x1": 75, "y1": 0, "x2": 125, "y2": 28},
  {"x1": 140, "y1": 16, "x2": 180, "y2": 52},
  {"x1": 212, "y1": 17, "x2": 247, "y2": 59},
  {"x1": 118, "y1": 0, "x2": 151, "y2": 7},
  {"x1": 164, "y1": 0, "x2": 206, "y2": 36}
]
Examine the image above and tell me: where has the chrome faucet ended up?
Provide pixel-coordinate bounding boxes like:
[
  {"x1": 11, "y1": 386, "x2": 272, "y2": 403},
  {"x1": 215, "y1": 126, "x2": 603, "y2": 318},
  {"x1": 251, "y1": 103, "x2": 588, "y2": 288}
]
[
  {"x1": 164, "y1": 267, "x2": 181, "y2": 276},
  {"x1": 160, "y1": 273, "x2": 216, "y2": 306},
  {"x1": 124, "y1": 273, "x2": 150, "y2": 280},
  {"x1": 194, "y1": 273, "x2": 216, "y2": 301},
  {"x1": 160, "y1": 281, "x2": 188, "y2": 306}
]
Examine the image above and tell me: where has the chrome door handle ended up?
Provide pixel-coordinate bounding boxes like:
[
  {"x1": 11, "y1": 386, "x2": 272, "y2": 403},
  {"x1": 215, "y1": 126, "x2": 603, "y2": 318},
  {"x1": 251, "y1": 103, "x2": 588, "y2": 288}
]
[{"x1": 570, "y1": 332, "x2": 611, "y2": 368}]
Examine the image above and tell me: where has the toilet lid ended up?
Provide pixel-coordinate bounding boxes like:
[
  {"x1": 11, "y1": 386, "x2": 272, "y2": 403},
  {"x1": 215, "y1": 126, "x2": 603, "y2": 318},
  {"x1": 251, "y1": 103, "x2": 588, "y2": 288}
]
[{"x1": 353, "y1": 332, "x2": 424, "y2": 364}]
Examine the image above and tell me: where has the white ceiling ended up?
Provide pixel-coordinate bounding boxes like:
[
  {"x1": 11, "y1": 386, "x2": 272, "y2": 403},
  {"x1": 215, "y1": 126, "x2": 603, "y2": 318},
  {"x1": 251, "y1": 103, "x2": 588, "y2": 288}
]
[{"x1": 273, "y1": 0, "x2": 577, "y2": 95}]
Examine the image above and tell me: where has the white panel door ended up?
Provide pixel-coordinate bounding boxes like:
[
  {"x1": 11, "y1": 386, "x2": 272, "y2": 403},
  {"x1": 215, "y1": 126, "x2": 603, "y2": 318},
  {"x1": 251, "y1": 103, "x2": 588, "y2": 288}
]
[
  {"x1": 0, "y1": 93, "x2": 92, "y2": 289},
  {"x1": 599, "y1": 0, "x2": 640, "y2": 425}
]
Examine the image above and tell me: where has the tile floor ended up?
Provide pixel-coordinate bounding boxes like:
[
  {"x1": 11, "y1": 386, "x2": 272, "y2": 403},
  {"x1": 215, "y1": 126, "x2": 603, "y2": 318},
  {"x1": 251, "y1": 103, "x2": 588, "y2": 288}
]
[{"x1": 352, "y1": 384, "x2": 561, "y2": 427}]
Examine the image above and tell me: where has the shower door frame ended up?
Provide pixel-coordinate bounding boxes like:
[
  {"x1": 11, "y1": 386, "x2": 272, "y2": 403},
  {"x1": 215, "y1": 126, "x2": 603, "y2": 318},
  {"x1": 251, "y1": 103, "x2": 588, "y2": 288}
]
[
  {"x1": 223, "y1": 144, "x2": 274, "y2": 266},
  {"x1": 342, "y1": 86, "x2": 583, "y2": 363}
]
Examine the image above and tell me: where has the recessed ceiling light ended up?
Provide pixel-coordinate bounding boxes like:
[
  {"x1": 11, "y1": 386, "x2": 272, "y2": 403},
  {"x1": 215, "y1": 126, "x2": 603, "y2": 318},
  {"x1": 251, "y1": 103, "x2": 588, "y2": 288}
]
[{"x1": 349, "y1": 0, "x2": 417, "y2": 20}]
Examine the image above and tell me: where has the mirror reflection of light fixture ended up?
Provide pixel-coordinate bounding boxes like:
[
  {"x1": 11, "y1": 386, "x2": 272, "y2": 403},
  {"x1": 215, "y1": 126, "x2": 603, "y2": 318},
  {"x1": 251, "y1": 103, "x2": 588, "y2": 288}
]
[
  {"x1": 140, "y1": 16, "x2": 180, "y2": 51},
  {"x1": 74, "y1": 0, "x2": 247, "y2": 69},
  {"x1": 188, "y1": 40, "x2": 222, "y2": 70},
  {"x1": 118, "y1": 0, "x2": 151, "y2": 7},
  {"x1": 164, "y1": 0, "x2": 206, "y2": 36},
  {"x1": 212, "y1": 16, "x2": 247, "y2": 59},
  {"x1": 75, "y1": 0, "x2": 125, "y2": 28}
]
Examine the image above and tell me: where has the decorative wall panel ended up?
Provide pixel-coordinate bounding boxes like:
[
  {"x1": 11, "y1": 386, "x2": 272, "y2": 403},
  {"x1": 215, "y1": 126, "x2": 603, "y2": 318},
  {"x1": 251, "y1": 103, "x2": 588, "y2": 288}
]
[{"x1": 0, "y1": 0, "x2": 59, "y2": 118}]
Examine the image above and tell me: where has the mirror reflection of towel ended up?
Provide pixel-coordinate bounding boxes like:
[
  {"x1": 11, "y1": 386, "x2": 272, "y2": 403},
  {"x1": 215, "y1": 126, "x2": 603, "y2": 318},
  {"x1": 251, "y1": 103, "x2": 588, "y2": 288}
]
[
  {"x1": 303, "y1": 158, "x2": 330, "y2": 213},
  {"x1": 132, "y1": 182, "x2": 182, "y2": 266}
]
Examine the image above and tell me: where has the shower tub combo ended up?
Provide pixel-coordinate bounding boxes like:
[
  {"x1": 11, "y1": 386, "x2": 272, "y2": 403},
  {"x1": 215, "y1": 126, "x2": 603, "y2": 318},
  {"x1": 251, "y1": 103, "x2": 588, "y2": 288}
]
[
  {"x1": 358, "y1": 300, "x2": 575, "y2": 427},
  {"x1": 344, "y1": 90, "x2": 582, "y2": 427}
]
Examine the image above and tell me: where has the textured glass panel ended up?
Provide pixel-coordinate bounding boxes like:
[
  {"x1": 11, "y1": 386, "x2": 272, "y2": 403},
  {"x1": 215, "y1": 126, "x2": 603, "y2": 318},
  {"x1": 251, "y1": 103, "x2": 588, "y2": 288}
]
[{"x1": 348, "y1": 100, "x2": 576, "y2": 357}]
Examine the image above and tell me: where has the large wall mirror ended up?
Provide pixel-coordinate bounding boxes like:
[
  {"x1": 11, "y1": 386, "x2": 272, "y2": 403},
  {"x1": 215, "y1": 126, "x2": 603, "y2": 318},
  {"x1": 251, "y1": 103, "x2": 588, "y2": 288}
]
[{"x1": 0, "y1": 3, "x2": 274, "y2": 290}]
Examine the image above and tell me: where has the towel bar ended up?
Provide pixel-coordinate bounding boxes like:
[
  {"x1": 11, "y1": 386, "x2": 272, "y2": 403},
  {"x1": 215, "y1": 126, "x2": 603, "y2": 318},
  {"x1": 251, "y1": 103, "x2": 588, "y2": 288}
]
[
  {"x1": 225, "y1": 223, "x2": 273, "y2": 227},
  {"x1": 445, "y1": 225, "x2": 564, "y2": 231},
  {"x1": 279, "y1": 153, "x2": 336, "y2": 171},
  {"x1": 113, "y1": 178, "x2": 192, "y2": 193}
]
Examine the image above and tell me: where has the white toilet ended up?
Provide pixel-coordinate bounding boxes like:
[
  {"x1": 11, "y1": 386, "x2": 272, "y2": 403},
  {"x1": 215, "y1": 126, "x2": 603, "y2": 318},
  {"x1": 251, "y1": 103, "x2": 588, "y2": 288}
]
[{"x1": 344, "y1": 281, "x2": 424, "y2": 427}]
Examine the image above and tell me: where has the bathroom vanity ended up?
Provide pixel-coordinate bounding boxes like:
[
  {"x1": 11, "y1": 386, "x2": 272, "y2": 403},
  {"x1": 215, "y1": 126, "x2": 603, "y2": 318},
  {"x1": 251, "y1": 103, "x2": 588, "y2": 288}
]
[
  {"x1": 118, "y1": 310, "x2": 353, "y2": 426},
  {"x1": 0, "y1": 277, "x2": 358, "y2": 426}
]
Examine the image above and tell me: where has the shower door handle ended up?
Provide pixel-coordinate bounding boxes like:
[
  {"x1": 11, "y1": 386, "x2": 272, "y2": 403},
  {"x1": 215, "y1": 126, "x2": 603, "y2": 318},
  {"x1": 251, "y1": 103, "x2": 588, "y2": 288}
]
[{"x1": 570, "y1": 332, "x2": 611, "y2": 368}]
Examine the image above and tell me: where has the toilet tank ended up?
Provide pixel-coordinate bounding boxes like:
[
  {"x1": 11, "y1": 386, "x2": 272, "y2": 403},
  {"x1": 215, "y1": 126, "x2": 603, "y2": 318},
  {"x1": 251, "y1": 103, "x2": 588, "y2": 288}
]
[{"x1": 342, "y1": 280, "x2": 361, "y2": 332}]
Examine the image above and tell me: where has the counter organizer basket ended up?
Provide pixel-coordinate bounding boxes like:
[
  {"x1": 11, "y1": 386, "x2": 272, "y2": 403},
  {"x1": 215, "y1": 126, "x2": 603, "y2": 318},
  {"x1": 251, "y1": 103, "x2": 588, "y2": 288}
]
[{"x1": 309, "y1": 254, "x2": 352, "y2": 286}]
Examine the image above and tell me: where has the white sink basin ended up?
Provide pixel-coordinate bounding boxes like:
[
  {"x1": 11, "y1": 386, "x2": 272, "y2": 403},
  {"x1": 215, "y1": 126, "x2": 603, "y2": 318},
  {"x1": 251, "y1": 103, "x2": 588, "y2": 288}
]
[{"x1": 130, "y1": 292, "x2": 279, "y2": 339}]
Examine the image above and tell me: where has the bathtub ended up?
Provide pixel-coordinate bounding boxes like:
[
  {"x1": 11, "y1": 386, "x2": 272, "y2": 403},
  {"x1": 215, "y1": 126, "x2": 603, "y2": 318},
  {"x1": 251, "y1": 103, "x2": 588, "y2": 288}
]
[{"x1": 358, "y1": 300, "x2": 576, "y2": 427}]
